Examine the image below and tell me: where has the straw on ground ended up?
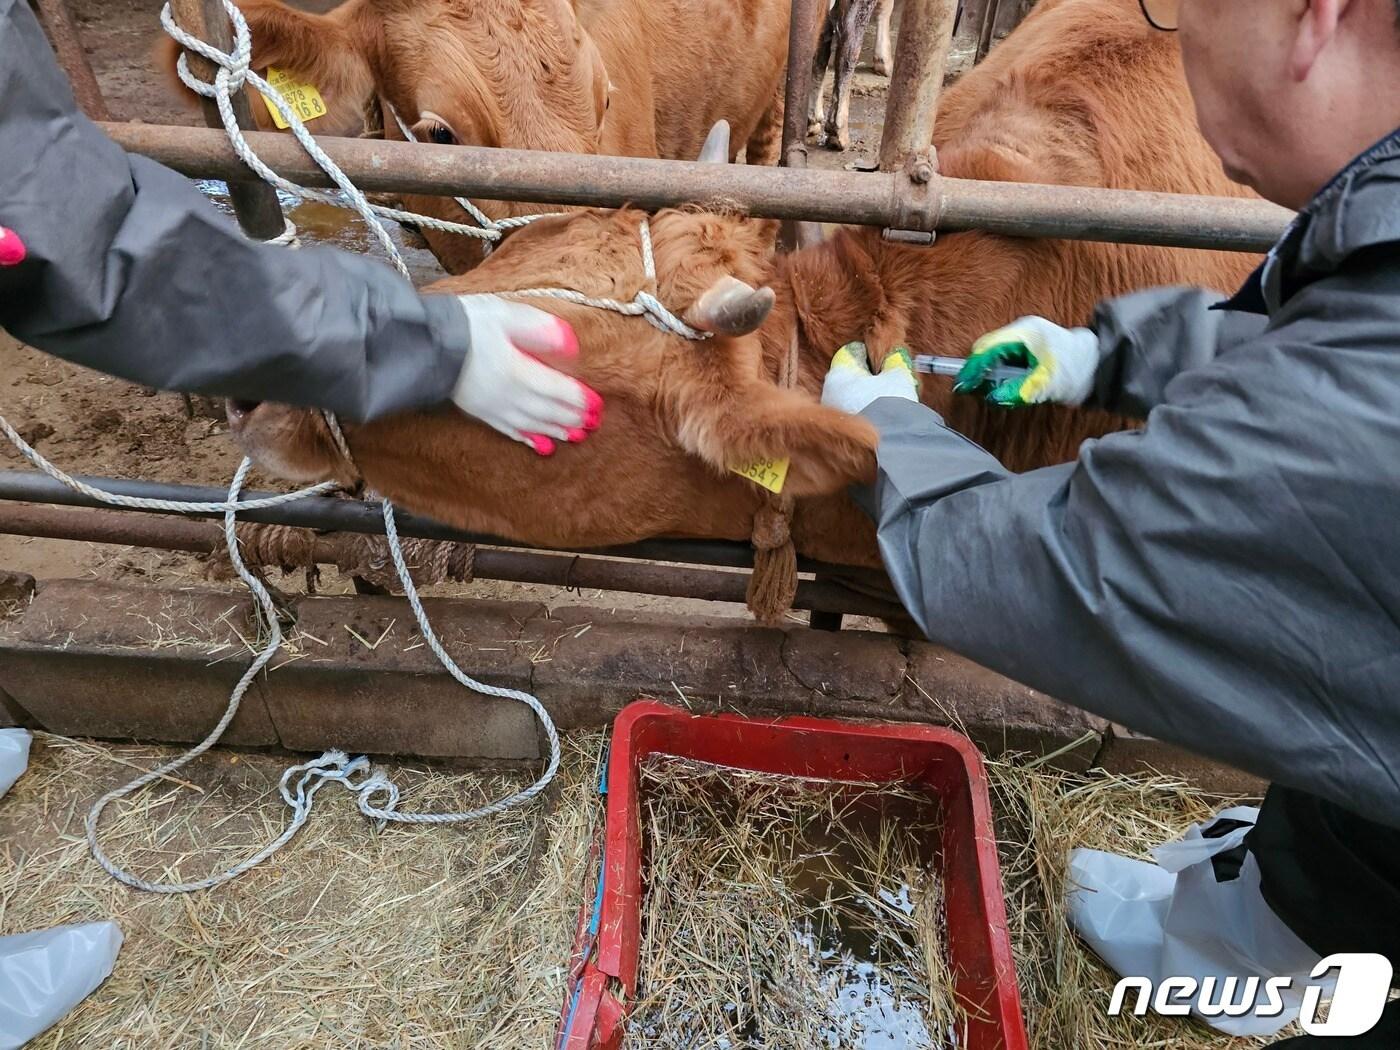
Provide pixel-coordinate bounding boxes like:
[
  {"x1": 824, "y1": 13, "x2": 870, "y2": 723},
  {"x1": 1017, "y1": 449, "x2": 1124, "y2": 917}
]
[{"x1": 0, "y1": 730, "x2": 1281, "y2": 1048}]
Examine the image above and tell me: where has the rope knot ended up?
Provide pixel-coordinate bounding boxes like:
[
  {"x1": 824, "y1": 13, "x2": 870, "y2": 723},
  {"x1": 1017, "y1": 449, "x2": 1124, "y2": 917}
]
[{"x1": 750, "y1": 505, "x2": 792, "y2": 550}]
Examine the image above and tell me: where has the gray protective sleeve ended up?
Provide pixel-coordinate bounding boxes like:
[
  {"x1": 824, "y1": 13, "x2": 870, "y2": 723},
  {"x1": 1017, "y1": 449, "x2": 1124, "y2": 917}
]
[
  {"x1": 1086, "y1": 286, "x2": 1268, "y2": 419},
  {"x1": 858, "y1": 380, "x2": 1400, "y2": 827},
  {"x1": 0, "y1": 0, "x2": 468, "y2": 423}
]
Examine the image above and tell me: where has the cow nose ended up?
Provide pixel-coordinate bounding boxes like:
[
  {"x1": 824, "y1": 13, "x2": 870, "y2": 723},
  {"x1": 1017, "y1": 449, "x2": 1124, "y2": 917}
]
[{"x1": 226, "y1": 399, "x2": 261, "y2": 431}]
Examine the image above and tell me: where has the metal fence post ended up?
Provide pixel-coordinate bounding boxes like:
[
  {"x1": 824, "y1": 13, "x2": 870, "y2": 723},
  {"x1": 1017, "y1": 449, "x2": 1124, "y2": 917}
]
[
  {"x1": 779, "y1": 0, "x2": 827, "y2": 249},
  {"x1": 168, "y1": 0, "x2": 286, "y2": 241},
  {"x1": 32, "y1": 0, "x2": 111, "y2": 122},
  {"x1": 877, "y1": 0, "x2": 961, "y2": 172}
]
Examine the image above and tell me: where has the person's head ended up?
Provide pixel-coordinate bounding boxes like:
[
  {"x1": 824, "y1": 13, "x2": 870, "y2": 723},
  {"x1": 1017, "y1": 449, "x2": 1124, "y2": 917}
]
[{"x1": 1141, "y1": 0, "x2": 1400, "y2": 208}]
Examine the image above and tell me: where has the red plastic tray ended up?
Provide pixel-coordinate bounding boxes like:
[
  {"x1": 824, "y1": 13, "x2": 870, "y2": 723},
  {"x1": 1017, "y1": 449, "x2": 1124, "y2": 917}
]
[{"x1": 559, "y1": 700, "x2": 1029, "y2": 1049}]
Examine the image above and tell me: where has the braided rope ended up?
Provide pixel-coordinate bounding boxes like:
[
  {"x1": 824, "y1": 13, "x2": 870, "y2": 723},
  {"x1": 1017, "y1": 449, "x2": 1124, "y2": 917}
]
[
  {"x1": 501, "y1": 221, "x2": 711, "y2": 340},
  {"x1": 83, "y1": 458, "x2": 368, "y2": 892}
]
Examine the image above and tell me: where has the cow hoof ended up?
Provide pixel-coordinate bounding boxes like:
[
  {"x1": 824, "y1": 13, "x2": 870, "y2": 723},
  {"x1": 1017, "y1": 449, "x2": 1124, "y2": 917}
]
[
  {"x1": 823, "y1": 129, "x2": 850, "y2": 151},
  {"x1": 874, "y1": 58, "x2": 891, "y2": 77},
  {"x1": 806, "y1": 119, "x2": 822, "y2": 140}
]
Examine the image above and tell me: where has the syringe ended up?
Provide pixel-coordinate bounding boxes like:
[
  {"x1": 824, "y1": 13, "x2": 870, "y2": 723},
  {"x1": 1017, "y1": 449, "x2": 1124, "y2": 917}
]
[{"x1": 913, "y1": 354, "x2": 1031, "y2": 386}]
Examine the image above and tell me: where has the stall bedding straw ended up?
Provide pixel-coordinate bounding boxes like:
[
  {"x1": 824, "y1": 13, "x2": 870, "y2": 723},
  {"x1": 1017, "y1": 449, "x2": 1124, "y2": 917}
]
[
  {"x1": 627, "y1": 756, "x2": 961, "y2": 1048},
  {"x1": 0, "y1": 730, "x2": 1283, "y2": 1048}
]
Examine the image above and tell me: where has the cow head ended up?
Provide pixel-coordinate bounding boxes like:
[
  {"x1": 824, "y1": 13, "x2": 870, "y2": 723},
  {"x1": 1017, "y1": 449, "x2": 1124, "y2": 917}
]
[
  {"x1": 165, "y1": 0, "x2": 613, "y2": 272},
  {"x1": 225, "y1": 202, "x2": 878, "y2": 548}
]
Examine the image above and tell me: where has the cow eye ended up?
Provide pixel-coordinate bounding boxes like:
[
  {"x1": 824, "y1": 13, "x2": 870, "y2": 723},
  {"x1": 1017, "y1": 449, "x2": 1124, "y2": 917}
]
[{"x1": 427, "y1": 122, "x2": 456, "y2": 146}]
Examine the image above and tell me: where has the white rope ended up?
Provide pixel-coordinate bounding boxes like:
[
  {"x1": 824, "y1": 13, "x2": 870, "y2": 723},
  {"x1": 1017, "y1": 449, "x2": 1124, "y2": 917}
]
[
  {"x1": 501, "y1": 220, "x2": 711, "y2": 340},
  {"x1": 84, "y1": 459, "x2": 365, "y2": 892},
  {"x1": 0, "y1": 411, "x2": 336, "y2": 512},
  {"x1": 384, "y1": 104, "x2": 560, "y2": 256},
  {"x1": 159, "y1": 0, "x2": 499, "y2": 281}
]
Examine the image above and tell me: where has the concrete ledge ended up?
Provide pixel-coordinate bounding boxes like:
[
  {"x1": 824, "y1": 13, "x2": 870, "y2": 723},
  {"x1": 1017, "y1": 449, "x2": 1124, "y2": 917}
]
[
  {"x1": 0, "y1": 576, "x2": 1259, "y2": 792},
  {"x1": 266, "y1": 594, "x2": 541, "y2": 760},
  {"x1": 0, "y1": 686, "x2": 34, "y2": 729},
  {"x1": 0, "y1": 580, "x2": 278, "y2": 745},
  {"x1": 1095, "y1": 722, "x2": 1266, "y2": 798}
]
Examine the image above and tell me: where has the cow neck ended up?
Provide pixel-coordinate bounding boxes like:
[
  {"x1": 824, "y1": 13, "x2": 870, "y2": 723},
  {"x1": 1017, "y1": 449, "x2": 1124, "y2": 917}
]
[{"x1": 770, "y1": 225, "x2": 1032, "y2": 370}]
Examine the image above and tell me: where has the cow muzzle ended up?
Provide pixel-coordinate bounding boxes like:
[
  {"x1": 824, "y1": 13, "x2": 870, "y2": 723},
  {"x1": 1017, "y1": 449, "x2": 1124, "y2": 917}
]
[{"x1": 223, "y1": 399, "x2": 358, "y2": 487}]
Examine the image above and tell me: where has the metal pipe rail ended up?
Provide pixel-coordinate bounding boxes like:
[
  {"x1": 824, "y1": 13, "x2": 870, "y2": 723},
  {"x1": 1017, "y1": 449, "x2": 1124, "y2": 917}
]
[
  {"x1": 0, "y1": 470, "x2": 897, "y2": 606},
  {"x1": 0, "y1": 502, "x2": 905, "y2": 619},
  {"x1": 101, "y1": 123, "x2": 1294, "y2": 253}
]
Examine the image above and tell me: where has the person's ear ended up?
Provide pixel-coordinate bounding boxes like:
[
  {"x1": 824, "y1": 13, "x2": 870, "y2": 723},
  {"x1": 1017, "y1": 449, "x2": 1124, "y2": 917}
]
[{"x1": 1290, "y1": 0, "x2": 1350, "y2": 81}]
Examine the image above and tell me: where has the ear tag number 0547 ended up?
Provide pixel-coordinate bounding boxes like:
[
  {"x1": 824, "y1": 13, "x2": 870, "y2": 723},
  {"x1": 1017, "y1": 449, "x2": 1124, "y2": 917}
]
[
  {"x1": 730, "y1": 457, "x2": 790, "y2": 495},
  {"x1": 262, "y1": 68, "x2": 328, "y2": 130}
]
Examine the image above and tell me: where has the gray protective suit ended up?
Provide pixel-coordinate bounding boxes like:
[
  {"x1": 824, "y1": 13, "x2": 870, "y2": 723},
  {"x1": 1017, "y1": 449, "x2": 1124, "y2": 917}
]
[
  {"x1": 860, "y1": 126, "x2": 1400, "y2": 828},
  {"x1": 0, "y1": 0, "x2": 468, "y2": 422}
]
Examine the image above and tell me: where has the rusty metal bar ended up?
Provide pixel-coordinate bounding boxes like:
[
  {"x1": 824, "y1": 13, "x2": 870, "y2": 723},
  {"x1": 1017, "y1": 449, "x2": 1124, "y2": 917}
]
[
  {"x1": 780, "y1": 0, "x2": 824, "y2": 170},
  {"x1": 101, "y1": 122, "x2": 1291, "y2": 251},
  {"x1": 0, "y1": 469, "x2": 885, "y2": 577},
  {"x1": 167, "y1": 0, "x2": 286, "y2": 241},
  {"x1": 777, "y1": 0, "x2": 825, "y2": 250},
  {"x1": 877, "y1": 0, "x2": 960, "y2": 172},
  {"x1": 0, "y1": 501, "x2": 904, "y2": 619},
  {"x1": 33, "y1": 0, "x2": 110, "y2": 122}
]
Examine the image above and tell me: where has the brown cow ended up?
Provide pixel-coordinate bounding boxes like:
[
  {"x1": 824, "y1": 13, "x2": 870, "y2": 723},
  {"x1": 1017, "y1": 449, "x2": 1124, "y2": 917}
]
[
  {"x1": 223, "y1": 0, "x2": 1261, "y2": 575},
  {"x1": 171, "y1": 0, "x2": 792, "y2": 274}
]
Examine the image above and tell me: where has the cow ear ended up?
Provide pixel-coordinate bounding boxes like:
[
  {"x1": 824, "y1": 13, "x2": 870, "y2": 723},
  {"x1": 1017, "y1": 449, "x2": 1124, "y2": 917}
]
[
  {"x1": 157, "y1": 0, "x2": 377, "y2": 136},
  {"x1": 666, "y1": 365, "x2": 878, "y2": 498}
]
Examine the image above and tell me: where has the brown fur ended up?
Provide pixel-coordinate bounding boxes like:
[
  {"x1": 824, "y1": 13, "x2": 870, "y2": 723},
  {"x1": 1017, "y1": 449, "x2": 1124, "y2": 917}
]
[
  {"x1": 226, "y1": 0, "x2": 1262, "y2": 572},
  {"x1": 160, "y1": 0, "x2": 791, "y2": 273}
]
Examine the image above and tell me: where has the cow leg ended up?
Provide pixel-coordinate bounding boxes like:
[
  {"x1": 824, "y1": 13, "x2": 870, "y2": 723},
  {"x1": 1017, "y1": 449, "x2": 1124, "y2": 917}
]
[
  {"x1": 824, "y1": 0, "x2": 878, "y2": 150},
  {"x1": 747, "y1": 82, "x2": 785, "y2": 165},
  {"x1": 808, "y1": 3, "x2": 837, "y2": 137},
  {"x1": 873, "y1": 0, "x2": 895, "y2": 77}
]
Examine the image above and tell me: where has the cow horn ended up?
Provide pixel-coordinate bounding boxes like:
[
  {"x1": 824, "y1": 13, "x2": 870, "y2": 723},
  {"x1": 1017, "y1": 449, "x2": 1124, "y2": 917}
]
[
  {"x1": 697, "y1": 120, "x2": 731, "y2": 163},
  {"x1": 684, "y1": 275, "x2": 775, "y2": 335}
]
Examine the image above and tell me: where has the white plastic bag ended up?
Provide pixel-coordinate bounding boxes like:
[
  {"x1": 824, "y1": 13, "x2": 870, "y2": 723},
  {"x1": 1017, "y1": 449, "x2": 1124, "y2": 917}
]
[
  {"x1": 0, "y1": 730, "x2": 30, "y2": 800},
  {"x1": 0, "y1": 922, "x2": 123, "y2": 1049},
  {"x1": 1067, "y1": 805, "x2": 1326, "y2": 1037}
]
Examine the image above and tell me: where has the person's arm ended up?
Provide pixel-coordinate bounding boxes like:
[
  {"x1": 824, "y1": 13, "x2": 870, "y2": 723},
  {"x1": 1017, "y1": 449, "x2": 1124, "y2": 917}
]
[
  {"x1": 854, "y1": 354, "x2": 1398, "y2": 823},
  {"x1": 0, "y1": 0, "x2": 591, "y2": 437},
  {"x1": 1086, "y1": 286, "x2": 1267, "y2": 417},
  {"x1": 956, "y1": 287, "x2": 1268, "y2": 419}
]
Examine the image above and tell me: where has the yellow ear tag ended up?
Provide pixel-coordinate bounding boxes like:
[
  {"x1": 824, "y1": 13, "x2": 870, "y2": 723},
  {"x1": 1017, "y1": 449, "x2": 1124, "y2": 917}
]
[
  {"x1": 262, "y1": 68, "x2": 328, "y2": 130},
  {"x1": 730, "y1": 457, "x2": 790, "y2": 494}
]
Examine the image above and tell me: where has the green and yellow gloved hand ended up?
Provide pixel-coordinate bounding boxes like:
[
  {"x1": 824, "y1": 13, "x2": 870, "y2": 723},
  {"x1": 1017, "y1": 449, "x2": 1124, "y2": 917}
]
[
  {"x1": 954, "y1": 315, "x2": 1099, "y2": 408},
  {"x1": 820, "y1": 341, "x2": 919, "y2": 415}
]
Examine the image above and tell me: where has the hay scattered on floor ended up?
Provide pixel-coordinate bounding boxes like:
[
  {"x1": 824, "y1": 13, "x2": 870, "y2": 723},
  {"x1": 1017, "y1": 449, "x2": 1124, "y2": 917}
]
[
  {"x1": 989, "y1": 759, "x2": 1278, "y2": 1049},
  {"x1": 0, "y1": 732, "x2": 605, "y2": 1050},
  {"x1": 629, "y1": 757, "x2": 961, "y2": 1049},
  {"x1": 0, "y1": 729, "x2": 1283, "y2": 1049}
]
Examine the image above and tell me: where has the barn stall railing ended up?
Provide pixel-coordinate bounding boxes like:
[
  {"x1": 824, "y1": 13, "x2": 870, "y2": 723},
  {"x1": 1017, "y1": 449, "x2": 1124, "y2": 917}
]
[
  {"x1": 100, "y1": 122, "x2": 1294, "y2": 253},
  {"x1": 7, "y1": 0, "x2": 1293, "y2": 631},
  {"x1": 0, "y1": 473, "x2": 904, "y2": 620}
]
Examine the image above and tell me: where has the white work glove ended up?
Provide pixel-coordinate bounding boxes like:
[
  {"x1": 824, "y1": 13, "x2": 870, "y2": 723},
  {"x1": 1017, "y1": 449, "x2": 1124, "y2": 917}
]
[
  {"x1": 820, "y1": 341, "x2": 919, "y2": 415},
  {"x1": 953, "y1": 315, "x2": 1099, "y2": 407},
  {"x1": 452, "y1": 295, "x2": 602, "y2": 456}
]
